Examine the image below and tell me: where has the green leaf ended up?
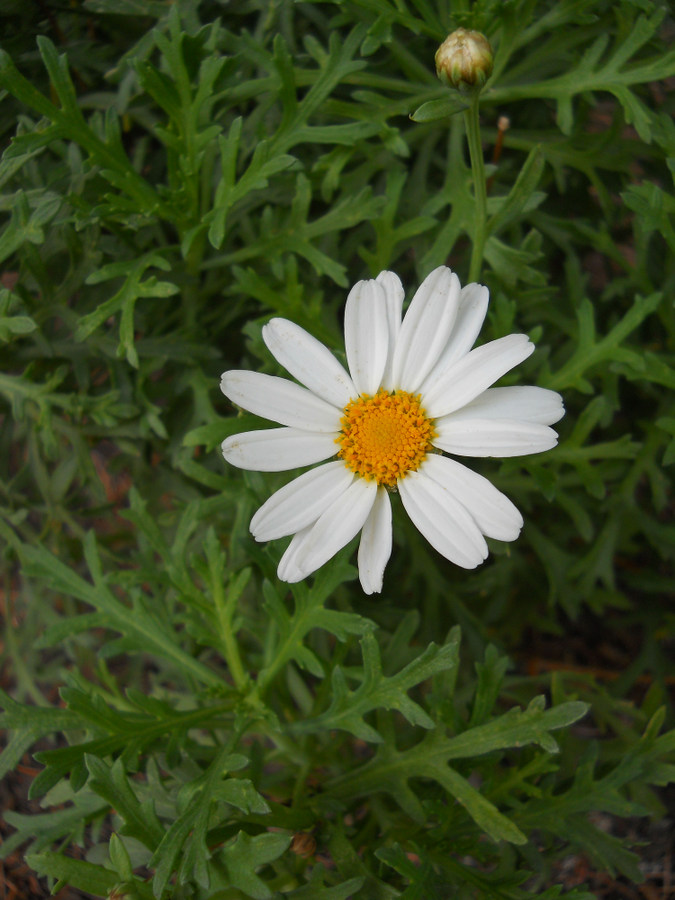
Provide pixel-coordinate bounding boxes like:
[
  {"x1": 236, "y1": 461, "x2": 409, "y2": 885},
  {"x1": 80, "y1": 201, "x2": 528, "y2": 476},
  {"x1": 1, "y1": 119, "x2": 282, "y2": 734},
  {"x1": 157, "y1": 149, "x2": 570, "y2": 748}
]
[
  {"x1": 150, "y1": 747, "x2": 271, "y2": 896},
  {"x1": 25, "y1": 852, "x2": 118, "y2": 896},
  {"x1": 375, "y1": 843, "x2": 439, "y2": 895},
  {"x1": 0, "y1": 689, "x2": 83, "y2": 781},
  {"x1": 410, "y1": 94, "x2": 470, "y2": 122},
  {"x1": 0, "y1": 40, "x2": 166, "y2": 218},
  {"x1": 469, "y1": 645, "x2": 510, "y2": 728},
  {"x1": 77, "y1": 252, "x2": 178, "y2": 368},
  {"x1": 563, "y1": 815, "x2": 643, "y2": 882},
  {"x1": 108, "y1": 835, "x2": 133, "y2": 883},
  {"x1": 86, "y1": 755, "x2": 165, "y2": 851},
  {"x1": 208, "y1": 129, "x2": 296, "y2": 249},
  {"x1": 256, "y1": 561, "x2": 375, "y2": 695},
  {"x1": 219, "y1": 831, "x2": 291, "y2": 900},
  {"x1": 36, "y1": 36, "x2": 80, "y2": 115},
  {"x1": 360, "y1": 167, "x2": 436, "y2": 272},
  {"x1": 441, "y1": 698, "x2": 589, "y2": 760},
  {"x1": 0, "y1": 191, "x2": 60, "y2": 265},
  {"x1": 484, "y1": 231, "x2": 545, "y2": 286},
  {"x1": 0, "y1": 314, "x2": 37, "y2": 341},
  {"x1": 487, "y1": 146, "x2": 546, "y2": 235},
  {"x1": 135, "y1": 59, "x2": 182, "y2": 120},
  {"x1": 0, "y1": 49, "x2": 61, "y2": 119},
  {"x1": 327, "y1": 698, "x2": 588, "y2": 839},
  {"x1": 622, "y1": 180, "x2": 675, "y2": 252},
  {"x1": 543, "y1": 293, "x2": 663, "y2": 393},
  {"x1": 2, "y1": 790, "x2": 108, "y2": 860},
  {"x1": 487, "y1": 11, "x2": 675, "y2": 142},
  {"x1": 509, "y1": 726, "x2": 675, "y2": 881},
  {"x1": 21, "y1": 532, "x2": 223, "y2": 689},
  {"x1": 293, "y1": 631, "x2": 460, "y2": 741},
  {"x1": 430, "y1": 763, "x2": 527, "y2": 844}
]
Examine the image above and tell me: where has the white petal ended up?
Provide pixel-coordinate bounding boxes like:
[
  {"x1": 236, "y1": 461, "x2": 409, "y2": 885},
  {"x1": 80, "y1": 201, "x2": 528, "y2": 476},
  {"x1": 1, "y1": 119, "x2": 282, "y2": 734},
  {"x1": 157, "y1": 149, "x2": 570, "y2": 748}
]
[
  {"x1": 221, "y1": 371, "x2": 342, "y2": 432},
  {"x1": 377, "y1": 271, "x2": 405, "y2": 390},
  {"x1": 222, "y1": 427, "x2": 338, "y2": 471},
  {"x1": 433, "y1": 282, "x2": 489, "y2": 371},
  {"x1": 421, "y1": 334, "x2": 535, "y2": 418},
  {"x1": 277, "y1": 478, "x2": 378, "y2": 582},
  {"x1": 262, "y1": 318, "x2": 356, "y2": 408},
  {"x1": 455, "y1": 386, "x2": 565, "y2": 426},
  {"x1": 344, "y1": 279, "x2": 389, "y2": 395},
  {"x1": 398, "y1": 468, "x2": 488, "y2": 569},
  {"x1": 277, "y1": 524, "x2": 313, "y2": 582},
  {"x1": 250, "y1": 461, "x2": 354, "y2": 541},
  {"x1": 390, "y1": 267, "x2": 461, "y2": 393},
  {"x1": 358, "y1": 487, "x2": 393, "y2": 594},
  {"x1": 421, "y1": 454, "x2": 523, "y2": 542},
  {"x1": 433, "y1": 418, "x2": 559, "y2": 457}
]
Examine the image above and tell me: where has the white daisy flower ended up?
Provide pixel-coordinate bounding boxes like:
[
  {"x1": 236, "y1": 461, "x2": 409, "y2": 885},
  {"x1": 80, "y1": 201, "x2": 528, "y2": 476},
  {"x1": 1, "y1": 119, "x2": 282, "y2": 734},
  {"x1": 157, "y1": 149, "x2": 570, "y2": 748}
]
[{"x1": 220, "y1": 267, "x2": 564, "y2": 594}]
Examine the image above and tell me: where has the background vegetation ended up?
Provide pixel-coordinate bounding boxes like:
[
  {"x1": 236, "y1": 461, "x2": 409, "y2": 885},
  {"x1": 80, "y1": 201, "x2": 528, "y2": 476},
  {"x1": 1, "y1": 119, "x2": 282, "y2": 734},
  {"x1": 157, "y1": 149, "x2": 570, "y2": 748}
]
[{"x1": 0, "y1": 0, "x2": 674, "y2": 897}]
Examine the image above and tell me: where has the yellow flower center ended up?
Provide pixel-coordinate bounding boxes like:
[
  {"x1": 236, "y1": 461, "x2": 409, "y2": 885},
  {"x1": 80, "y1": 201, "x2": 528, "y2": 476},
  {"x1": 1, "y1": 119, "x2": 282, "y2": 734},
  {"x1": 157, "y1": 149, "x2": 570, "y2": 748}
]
[{"x1": 336, "y1": 389, "x2": 436, "y2": 487}]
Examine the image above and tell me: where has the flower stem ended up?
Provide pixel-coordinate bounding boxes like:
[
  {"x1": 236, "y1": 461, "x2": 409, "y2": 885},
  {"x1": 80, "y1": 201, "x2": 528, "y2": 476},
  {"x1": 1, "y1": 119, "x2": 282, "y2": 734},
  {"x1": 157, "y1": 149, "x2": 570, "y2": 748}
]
[{"x1": 464, "y1": 93, "x2": 488, "y2": 283}]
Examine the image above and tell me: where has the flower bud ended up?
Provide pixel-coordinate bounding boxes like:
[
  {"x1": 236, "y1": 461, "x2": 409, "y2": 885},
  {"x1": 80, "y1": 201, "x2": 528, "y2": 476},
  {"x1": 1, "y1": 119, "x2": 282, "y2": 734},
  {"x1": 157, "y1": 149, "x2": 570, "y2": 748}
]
[{"x1": 435, "y1": 28, "x2": 493, "y2": 91}]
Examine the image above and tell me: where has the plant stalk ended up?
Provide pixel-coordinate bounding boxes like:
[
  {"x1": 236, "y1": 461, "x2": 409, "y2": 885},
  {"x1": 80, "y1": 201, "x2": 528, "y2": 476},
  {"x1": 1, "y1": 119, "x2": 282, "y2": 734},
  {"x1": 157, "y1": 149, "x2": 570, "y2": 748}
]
[
  {"x1": 464, "y1": 93, "x2": 488, "y2": 283},
  {"x1": 213, "y1": 577, "x2": 249, "y2": 692}
]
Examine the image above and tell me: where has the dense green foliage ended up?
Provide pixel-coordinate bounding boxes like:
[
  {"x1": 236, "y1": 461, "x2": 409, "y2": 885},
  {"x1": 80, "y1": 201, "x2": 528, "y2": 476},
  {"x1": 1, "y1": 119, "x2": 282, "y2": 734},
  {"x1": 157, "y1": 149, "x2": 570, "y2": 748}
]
[{"x1": 1, "y1": 0, "x2": 674, "y2": 896}]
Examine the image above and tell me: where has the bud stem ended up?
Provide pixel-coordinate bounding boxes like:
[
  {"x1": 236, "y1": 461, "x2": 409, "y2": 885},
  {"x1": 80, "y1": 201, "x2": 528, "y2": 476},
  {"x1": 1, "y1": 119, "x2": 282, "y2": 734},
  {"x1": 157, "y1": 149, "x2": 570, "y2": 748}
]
[{"x1": 464, "y1": 94, "x2": 488, "y2": 283}]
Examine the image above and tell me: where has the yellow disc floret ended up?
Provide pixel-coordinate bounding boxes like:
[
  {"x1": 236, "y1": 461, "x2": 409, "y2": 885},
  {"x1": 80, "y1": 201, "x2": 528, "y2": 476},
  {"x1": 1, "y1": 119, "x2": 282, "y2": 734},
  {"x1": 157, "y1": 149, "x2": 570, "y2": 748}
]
[{"x1": 336, "y1": 389, "x2": 436, "y2": 487}]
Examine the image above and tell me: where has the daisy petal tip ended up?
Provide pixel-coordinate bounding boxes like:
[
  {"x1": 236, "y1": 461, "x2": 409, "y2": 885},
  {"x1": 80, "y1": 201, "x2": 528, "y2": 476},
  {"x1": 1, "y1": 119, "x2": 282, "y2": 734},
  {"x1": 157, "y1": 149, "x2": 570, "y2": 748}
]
[
  {"x1": 221, "y1": 436, "x2": 248, "y2": 468},
  {"x1": 358, "y1": 561, "x2": 385, "y2": 595},
  {"x1": 220, "y1": 371, "x2": 235, "y2": 398},
  {"x1": 263, "y1": 316, "x2": 287, "y2": 333},
  {"x1": 260, "y1": 318, "x2": 277, "y2": 342},
  {"x1": 376, "y1": 269, "x2": 403, "y2": 288},
  {"x1": 281, "y1": 567, "x2": 305, "y2": 584},
  {"x1": 277, "y1": 550, "x2": 305, "y2": 583},
  {"x1": 466, "y1": 280, "x2": 488, "y2": 298},
  {"x1": 248, "y1": 515, "x2": 264, "y2": 540},
  {"x1": 261, "y1": 316, "x2": 294, "y2": 354},
  {"x1": 429, "y1": 263, "x2": 452, "y2": 279},
  {"x1": 358, "y1": 577, "x2": 380, "y2": 596},
  {"x1": 277, "y1": 566, "x2": 300, "y2": 584},
  {"x1": 529, "y1": 435, "x2": 559, "y2": 456},
  {"x1": 537, "y1": 426, "x2": 560, "y2": 452},
  {"x1": 493, "y1": 515, "x2": 524, "y2": 544}
]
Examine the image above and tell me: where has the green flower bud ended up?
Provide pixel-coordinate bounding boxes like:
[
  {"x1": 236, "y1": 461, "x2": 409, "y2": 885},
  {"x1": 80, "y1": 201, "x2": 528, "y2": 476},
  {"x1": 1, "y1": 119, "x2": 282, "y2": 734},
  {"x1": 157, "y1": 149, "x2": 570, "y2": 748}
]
[{"x1": 435, "y1": 28, "x2": 494, "y2": 91}]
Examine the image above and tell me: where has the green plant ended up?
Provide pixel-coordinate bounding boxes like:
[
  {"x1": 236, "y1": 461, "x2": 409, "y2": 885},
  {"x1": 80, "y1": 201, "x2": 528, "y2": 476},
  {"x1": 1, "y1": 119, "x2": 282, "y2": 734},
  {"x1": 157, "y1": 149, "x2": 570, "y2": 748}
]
[{"x1": 1, "y1": 1, "x2": 674, "y2": 896}]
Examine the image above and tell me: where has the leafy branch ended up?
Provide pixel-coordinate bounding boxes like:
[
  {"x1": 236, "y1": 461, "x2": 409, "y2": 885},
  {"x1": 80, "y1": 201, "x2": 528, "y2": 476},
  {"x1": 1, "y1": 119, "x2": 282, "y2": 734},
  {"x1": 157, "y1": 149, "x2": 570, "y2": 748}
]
[
  {"x1": 543, "y1": 292, "x2": 663, "y2": 393},
  {"x1": 326, "y1": 695, "x2": 588, "y2": 844},
  {"x1": 290, "y1": 629, "x2": 460, "y2": 741},
  {"x1": 0, "y1": 37, "x2": 169, "y2": 218},
  {"x1": 412, "y1": 11, "x2": 675, "y2": 142}
]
